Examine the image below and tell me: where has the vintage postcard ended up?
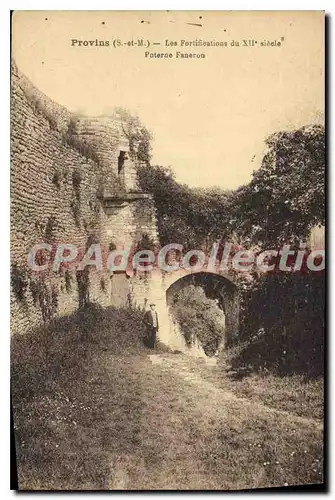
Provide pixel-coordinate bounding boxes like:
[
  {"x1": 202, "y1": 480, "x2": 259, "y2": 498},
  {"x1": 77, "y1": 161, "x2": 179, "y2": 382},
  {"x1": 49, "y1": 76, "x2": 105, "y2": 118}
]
[{"x1": 11, "y1": 11, "x2": 325, "y2": 491}]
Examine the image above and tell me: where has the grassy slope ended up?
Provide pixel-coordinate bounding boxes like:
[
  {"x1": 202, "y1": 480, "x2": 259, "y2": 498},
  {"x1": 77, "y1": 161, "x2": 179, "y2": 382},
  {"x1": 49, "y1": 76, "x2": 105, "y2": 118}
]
[
  {"x1": 192, "y1": 355, "x2": 324, "y2": 421},
  {"x1": 12, "y1": 307, "x2": 324, "y2": 490}
]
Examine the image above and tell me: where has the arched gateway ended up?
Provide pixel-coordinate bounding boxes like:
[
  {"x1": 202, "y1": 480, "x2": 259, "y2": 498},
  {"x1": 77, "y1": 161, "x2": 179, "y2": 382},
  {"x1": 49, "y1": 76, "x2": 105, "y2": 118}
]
[{"x1": 131, "y1": 268, "x2": 240, "y2": 355}]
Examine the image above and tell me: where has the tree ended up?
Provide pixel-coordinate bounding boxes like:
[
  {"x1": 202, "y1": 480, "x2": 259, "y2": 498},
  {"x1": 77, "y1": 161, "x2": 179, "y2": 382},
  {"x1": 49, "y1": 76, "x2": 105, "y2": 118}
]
[
  {"x1": 228, "y1": 124, "x2": 325, "y2": 378},
  {"x1": 136, "y1": 164, "x2": 231, "y2": 251},
  {"x1": 170, "y1": 285, "x2": 225, "y2": 356},
  {"x1": 229, "y1": 124, "x2": 325, "y2": 248}
]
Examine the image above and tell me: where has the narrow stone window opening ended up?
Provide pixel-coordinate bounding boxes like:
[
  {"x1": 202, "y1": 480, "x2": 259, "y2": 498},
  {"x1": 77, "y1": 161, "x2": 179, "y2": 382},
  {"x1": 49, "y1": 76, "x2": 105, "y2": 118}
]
[{"x1": 118, "y1": 151, "x2": 126, "y2": 176}]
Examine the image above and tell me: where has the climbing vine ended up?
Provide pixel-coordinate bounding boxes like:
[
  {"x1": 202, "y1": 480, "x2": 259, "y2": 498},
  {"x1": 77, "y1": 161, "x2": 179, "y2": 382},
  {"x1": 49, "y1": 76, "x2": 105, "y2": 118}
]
[
  {"x1": 44, "y1": 215, "x2": 64, "y2": 241},
  {"x1": 64, "y1": 270, "x2": 73, "y2": 294},
  {"x1": 100, "y1": 278, "x2": 107, "y2": 293},
  {"x1": 11, "y1": 264, "x2": 28, "y2": 302},
  {"x1": 72, "y1": 168, "x2": 82, "y2": 199},
  {"x1": 29, "y1": 277, "x2": 59, "y2": 322},
  {"x1": 52, "y1": 168, "x2": 63, "y2": 189},
  {"x1": 76, "y1": 268, "x2": 90, "y2": 308},
  {"x1": 63, "y1": 118, "x2": 100, "y2": 163}
]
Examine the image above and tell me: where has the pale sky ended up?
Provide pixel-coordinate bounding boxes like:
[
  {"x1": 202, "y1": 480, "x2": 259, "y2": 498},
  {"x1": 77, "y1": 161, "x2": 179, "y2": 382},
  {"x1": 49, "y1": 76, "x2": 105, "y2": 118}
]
[{"x1": 12, "y1": 11, "x2": 324, "y2": 189}]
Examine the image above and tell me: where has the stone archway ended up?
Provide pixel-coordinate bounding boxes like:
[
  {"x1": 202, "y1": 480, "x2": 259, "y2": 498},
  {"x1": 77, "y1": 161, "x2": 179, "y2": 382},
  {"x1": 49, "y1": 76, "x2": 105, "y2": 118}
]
[
  {"x1": 165, "y1": 271, "x2": 239, "y2": 349},
  {"x1": 130, "y1": 268, "x2": 239, "y2": 354}
]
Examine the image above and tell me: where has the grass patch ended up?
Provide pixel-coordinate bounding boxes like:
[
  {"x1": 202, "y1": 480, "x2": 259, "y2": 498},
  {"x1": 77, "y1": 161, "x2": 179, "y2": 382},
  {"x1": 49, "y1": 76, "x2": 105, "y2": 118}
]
[
  {"x1": 11, "y1": 307, "x2": 324, "y2": 490},
  {"x1": 193, "y1": 399, "x2": 323, "y2": 490},
  {"x1": 220, "y1": 372, "x2": 324, "y2": 421},
  {"x1": 213, "y1": 346, "x2": 324, "y2": 420},
  {"x1": 11, "y1": 303, "x2": 150, "y2": 490}
]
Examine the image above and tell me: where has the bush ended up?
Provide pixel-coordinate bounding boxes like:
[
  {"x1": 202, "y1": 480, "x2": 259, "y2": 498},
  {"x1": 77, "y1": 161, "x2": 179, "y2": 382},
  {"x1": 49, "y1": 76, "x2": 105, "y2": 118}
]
[
  {"x1": 136, "y1": 164, "x2": 231, "y2": 251},
  {"x1": 11, "y1": 304, "x2": 148, "y2": 401},
  {"x1": 231, "y1": 272, "x2": 324, "y2": 378},
  {"x1": 170, "y1": 285, "x2": 225, "y2": 356}
]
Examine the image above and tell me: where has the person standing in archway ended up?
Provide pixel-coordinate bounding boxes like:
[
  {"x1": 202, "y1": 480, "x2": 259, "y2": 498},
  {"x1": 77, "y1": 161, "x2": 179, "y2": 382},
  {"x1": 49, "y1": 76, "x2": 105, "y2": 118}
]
[{"x1": 143, "y1": 303, "x2": 159, "y2": 349}]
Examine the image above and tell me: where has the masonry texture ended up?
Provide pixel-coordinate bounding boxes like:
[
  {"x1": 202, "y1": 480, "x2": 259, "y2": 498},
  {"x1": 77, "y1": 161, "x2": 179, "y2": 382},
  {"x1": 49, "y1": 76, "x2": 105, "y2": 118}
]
[
  {"x1": 11, "y1": 62, "x2": 159, "y2": 336},
  {"x1": 11, "y1": 63, "x2": 239, "y2": 349}
]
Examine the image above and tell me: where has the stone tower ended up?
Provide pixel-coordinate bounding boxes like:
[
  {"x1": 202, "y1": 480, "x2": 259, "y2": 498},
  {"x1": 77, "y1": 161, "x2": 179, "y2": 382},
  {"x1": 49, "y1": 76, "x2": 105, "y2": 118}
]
[
  {"x1": 72, "y1": 114, "x2": 138, "y2": 193},
  {"x1": 69, "y1": 113, "x2": 159, "y2": 248}
]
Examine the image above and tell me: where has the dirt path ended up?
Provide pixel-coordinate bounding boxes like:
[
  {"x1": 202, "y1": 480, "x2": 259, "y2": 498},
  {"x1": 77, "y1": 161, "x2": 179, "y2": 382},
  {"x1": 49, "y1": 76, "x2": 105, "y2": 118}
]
[
  {"x1": 148, "y1": 354, "x2": 323, "y2": 431},
  {"x1": 99, "y1": 351, "x2": 323, "y2": 490},
  {"x1": 15, "y1": 346, "x2": 323, "y2": 490}
]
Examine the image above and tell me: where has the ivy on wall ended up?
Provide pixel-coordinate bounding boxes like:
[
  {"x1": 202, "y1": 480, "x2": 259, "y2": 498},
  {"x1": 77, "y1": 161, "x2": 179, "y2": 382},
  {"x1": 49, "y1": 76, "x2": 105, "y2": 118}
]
[
  {"x1": 29, "y1": 277, "x2": 59, "y2": 323},
  {"x1": 63, "y1": 118, "x2": 100, "y2": 163},
  {"x1": 76, "y1": 268, "x2": 90, "y2": 308},
  {"x1": 11, "y1": 264, "x2": 28, "y2": 302},
  {"x1": 64, "y1": 270, "x2": 72, "y2": 294}
]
